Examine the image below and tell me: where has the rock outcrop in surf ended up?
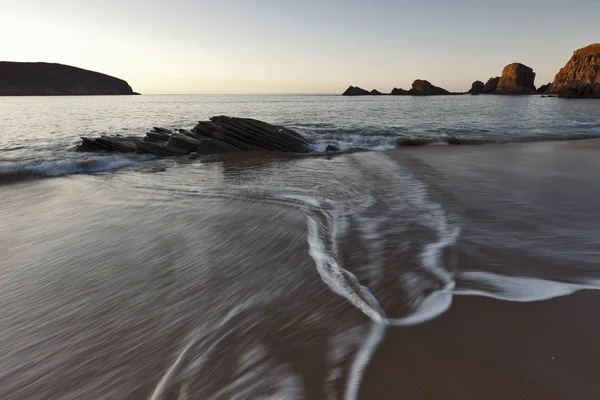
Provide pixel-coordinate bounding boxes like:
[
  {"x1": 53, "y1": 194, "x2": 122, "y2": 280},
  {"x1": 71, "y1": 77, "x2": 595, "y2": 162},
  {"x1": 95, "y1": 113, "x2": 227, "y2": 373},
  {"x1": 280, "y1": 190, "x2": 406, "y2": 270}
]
[
  {"x1": 78, "y1": 116, "x2": 310, "y2": 156},
  {"x1": 0, "y1": 62, "x2": 138, "y2": 96},
  {"x1": 550, "y1": 43, "x2": 600, "y2": 98}
]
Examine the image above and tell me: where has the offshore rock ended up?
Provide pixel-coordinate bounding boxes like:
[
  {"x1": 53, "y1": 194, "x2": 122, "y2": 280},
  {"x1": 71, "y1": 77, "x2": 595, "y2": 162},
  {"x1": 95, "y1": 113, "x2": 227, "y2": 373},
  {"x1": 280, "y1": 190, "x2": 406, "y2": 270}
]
[
  {"x1": 370, "y1": 89, "x2": 384, "y2": 95},
  {"x1": 0, "y1": 62, "x2": 137, "y2": 96},
  {"x1": 409, "y1": 80, "x2": 451, "y2": 95},
  {"x1": 550, "y1": 44, "x2": 600, "y2": 98},
  {"x1": 390, "y1": 87, "x2": 410, "y2": 95},
  {"x1": 468, "y1": 80, "x2": 485, "y2": 95},
  {"x1": 482, "y1": 77, "x2": 500, "y2": 94},
  {"x1": 537, "y1": 83, "x2": 552, "y2": 94},
  {"x1": 495, "y1": 63, "x2": 536, "y2": 94},
  {"x1": 342, "y1": 86, "x2": 371, "y2": 96},
  {"x1": 78, "y1": 116, "x2": 310, "y2": 156}
]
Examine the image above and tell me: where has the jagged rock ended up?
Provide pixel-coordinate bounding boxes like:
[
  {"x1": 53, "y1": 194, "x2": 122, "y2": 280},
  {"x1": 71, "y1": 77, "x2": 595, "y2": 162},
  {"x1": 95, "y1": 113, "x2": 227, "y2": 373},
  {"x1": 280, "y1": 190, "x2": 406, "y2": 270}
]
[
  {"x1": 325, "y1": 144, "x2": 340, "y2": 152},
  {"x1": 550, "y1": 43, "x2": 600, "y2": 98},
  {"x1": 342, "y1": 86, "x2": 370, "y2": 96},
  {"x1": 537, "y1": 83, "x2": 552, "y2": 94},
  {"x1": 390, "y1": 87, "x2": 410, "y2": 95},
  {"x1": 468, "y1": 81, "x2": 485, "y2": 95},
  {"x1": 0, "y1": 62, "x2": 138, "y2": 96},
  {"x1": 482, "y1": 77, "x2": 500, "y2": 94},
  {"x1": 77, "y1": 117, "x2": 310, "y2": 157},
  {"x1": 370, "y1": 89, "x2": 383, "y2": 95},
  {"x1": 495, "y1": 63, "x2": 536, "y2": 94},
  {"x1": 409, "y1": 80, "x2": 451, "y2": 95}
]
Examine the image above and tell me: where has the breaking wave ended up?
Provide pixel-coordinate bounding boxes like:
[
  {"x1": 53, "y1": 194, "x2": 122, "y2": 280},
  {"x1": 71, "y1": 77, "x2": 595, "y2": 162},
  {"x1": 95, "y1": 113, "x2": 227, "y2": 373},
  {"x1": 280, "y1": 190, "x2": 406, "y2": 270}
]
[{"x1": 0, "y1": 155, "x2": 140, "y2": 184}]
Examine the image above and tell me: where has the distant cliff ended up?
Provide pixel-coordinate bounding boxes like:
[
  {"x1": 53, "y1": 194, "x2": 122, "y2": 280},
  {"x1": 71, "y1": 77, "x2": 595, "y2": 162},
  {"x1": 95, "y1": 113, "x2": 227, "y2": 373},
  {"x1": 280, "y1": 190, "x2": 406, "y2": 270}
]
[
  {"x1": 550, "y1": 44, "x2": 600, "y2": 98},
  {"x1": 0, "y1": 62, "x2": 138, "y2": 96}
]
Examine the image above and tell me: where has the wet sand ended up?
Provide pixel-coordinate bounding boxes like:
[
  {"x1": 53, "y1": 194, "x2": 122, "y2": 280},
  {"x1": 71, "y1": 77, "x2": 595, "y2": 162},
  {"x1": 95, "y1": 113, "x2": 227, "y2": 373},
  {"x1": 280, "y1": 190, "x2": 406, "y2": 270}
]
[
  {"x1": 2, "y1": 140, "x2": 600, "y2": 399},
  {"x1": 363, "y1": 289, "x2": 600, "y2": 399}
]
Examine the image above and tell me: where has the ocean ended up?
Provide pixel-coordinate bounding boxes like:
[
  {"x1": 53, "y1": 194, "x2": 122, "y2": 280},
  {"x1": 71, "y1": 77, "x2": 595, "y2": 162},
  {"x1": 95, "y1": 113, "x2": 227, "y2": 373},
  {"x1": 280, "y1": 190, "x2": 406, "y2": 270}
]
[{"x1": 1, "y1": 94, "x2": 600, "y2": 399}]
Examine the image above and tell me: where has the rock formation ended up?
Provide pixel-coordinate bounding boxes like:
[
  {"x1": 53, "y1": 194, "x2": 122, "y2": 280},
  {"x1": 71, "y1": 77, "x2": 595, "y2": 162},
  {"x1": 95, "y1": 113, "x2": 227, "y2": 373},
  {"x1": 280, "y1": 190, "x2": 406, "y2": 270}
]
[
  {"x1": 468, "y1": 81, "x2": 484, "y2": 95},
  {"x1": 482, "y1": 77, "x2": 500, "y2": 94},
  {"x1": 342, "y1": 86, "x2": 371, "y2": 96},
  {"x1": 536, "y1": 83, "x2": 552, "y2": 94},
  {"x1": 0, "y1": 62, "x2": 138, "y2": 96},
  {"x1": 78, "y1": 116, "x2": 310, "y2": 156},
  {"x1": 495, "y1": 63, "x2": 536, "y2": 94},
  {"x1": 390, "y1": 87, "x2": 410, "y2": 95},
  {"x1": 370, "y1": 89, "x2": 383, "y2": 95},
  {"x1": 550, "y1": 43, "x2": 600, "y2": 98},
  {"x1": 409, "y1": 80, "x2": 451, "y2": 95}
]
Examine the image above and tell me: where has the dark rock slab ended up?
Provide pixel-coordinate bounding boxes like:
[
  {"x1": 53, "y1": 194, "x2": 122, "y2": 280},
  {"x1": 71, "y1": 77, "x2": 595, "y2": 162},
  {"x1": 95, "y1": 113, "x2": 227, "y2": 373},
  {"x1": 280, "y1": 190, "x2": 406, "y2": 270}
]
[
  {"x1": 77, "y1": 116, "x2": 310, "y2": 157},
  {"x1": 370, "y1": 89, "x2": 383, "y2": 95}
]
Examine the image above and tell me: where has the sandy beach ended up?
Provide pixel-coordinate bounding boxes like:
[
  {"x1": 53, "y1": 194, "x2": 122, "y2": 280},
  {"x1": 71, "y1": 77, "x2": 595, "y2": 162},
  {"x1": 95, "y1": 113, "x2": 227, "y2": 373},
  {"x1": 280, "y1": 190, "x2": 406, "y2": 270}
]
[{"x1": 2, "y1": 139, "x2": 600, "y2": 399}]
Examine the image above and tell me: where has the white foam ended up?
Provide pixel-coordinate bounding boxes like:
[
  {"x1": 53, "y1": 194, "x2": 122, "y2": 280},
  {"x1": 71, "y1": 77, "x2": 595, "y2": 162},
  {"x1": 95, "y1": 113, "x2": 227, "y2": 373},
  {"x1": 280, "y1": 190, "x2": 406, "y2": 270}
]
[
  {"x1": 0, "y1": 155, "x2": 138, "y2": 177},
  {"x1": 306, "y1": 212, "x2": 388, "y2": 325},
  {"x1": 344, "y1": 321, "x2": 386, "y2": 400},
  {"x1": 454, "y1": 271, "x2": 600, "y2": 302}
]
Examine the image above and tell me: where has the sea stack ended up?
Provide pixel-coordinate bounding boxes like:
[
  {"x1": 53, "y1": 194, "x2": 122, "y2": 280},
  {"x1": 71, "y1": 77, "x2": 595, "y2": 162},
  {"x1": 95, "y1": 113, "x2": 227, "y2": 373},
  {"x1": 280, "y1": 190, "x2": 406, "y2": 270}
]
[
  {"x1": 342, "y1": 86, "x2": 371, "y2": 96},
  {"x1": 495, "y1": 63, "x2": 536, "y2": 94},
  {"x1": 409, "y1": 80, "x2": 451, "y2": 95},
  {"x1": 482, "y1": 77, "x2": 500, "y2": 94},
  {"x1": 390, "y1": 87, "x2": 410, "y2": 95},
  {"x1": 536, "y1": 83, "x2": 552, "y2": 94},
  {"x1": 0, "y1": 62, "x2": 138, "y2": 96},
  {"x1": 468, "y1": 81, "x2": 485, "y2": 95},
  {"x1": 550, "y1": 43, "x2": 600, "y2": 98}
]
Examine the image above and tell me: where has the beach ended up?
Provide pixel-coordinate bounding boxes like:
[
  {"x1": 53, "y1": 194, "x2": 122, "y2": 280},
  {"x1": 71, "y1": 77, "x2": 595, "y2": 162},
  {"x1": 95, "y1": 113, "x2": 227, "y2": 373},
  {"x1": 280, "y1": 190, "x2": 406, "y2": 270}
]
[{"x1": 2, "y1": 138, "x2": 600, "y2": 399}]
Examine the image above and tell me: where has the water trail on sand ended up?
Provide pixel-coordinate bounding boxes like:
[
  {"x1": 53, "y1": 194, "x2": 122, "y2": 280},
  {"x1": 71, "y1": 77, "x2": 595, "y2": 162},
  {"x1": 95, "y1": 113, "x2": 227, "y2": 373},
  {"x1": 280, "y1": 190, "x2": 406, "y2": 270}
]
[
  {"x1": 343, "y1": 321, "x2": 386, "y2": 400},
  {"x1": 148, "y1": 151, "x2": 462, "y2": 399},
  {"x1": 454, "y1": 271, "x2": 600, "y2": 302}
]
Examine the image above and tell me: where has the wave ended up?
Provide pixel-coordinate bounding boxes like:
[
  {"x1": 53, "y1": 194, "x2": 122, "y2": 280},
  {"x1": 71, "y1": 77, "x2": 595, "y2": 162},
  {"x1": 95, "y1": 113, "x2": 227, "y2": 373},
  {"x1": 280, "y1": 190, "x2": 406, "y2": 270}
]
[{"x1": 0, "y1": 155, "x2": 140, "y2": 184}]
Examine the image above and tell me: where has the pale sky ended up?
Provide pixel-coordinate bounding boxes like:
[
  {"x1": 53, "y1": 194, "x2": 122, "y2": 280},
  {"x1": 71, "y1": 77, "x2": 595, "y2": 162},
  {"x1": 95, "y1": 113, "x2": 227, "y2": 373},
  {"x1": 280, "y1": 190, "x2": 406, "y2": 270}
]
[{"x1": 1, "y1": 0, "x2": 598, "y2": 94}]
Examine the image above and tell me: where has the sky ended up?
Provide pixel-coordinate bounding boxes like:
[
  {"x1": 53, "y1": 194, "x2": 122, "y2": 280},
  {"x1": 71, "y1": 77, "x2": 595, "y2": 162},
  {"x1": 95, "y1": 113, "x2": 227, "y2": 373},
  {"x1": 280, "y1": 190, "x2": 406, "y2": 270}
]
[{"x1": 1, "y1": 0, "x2": 598, "y2": 94}]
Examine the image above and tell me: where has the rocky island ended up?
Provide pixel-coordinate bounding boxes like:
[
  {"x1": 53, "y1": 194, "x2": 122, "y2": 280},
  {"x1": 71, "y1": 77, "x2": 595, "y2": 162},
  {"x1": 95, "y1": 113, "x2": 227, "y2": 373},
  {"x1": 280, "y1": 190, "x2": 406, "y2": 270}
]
[
  {"x1": 0, "y1": 62, "x2": 138, "y2": 96},
  {"x1": 342, "y1": 79, "x2": 454, "y2": 96},
  {"x1": 343, "y1": 44, "x2": 599, "y2": 98}
]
